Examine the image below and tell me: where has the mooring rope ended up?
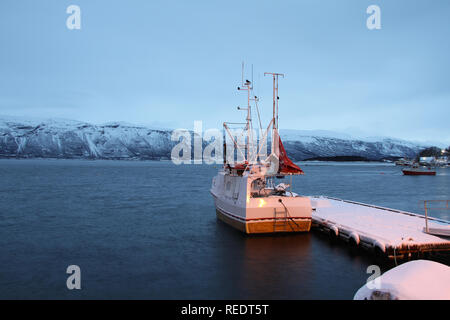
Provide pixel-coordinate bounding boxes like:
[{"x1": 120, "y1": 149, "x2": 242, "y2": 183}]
[{"x1": 279, "y1": 199, "x2": 302, "y2": 231}]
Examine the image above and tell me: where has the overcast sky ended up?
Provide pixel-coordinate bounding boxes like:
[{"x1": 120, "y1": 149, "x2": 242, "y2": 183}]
[{"x1": 0, "y1": 0, "x2": 449, "y2": 145}]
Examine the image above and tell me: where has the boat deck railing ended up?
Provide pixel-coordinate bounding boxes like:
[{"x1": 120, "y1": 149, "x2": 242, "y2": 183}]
[{"x1": 422, "y1": 200, "x2": 450, "y2": 233}]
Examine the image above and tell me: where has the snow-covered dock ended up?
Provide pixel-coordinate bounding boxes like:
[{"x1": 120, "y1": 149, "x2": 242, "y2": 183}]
[{"x1": 310, "y1": 196, "x2": 450, "y2": 260}]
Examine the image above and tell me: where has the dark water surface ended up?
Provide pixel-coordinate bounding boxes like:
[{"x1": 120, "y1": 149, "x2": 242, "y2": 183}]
[{"x1": 0, "y1": 159, "x2": 448, "y2": 299}]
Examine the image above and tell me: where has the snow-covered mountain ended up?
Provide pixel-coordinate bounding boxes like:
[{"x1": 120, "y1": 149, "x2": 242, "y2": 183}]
[
  {"x1": 279, "y1": 129, "x2": 426, "y2": 160},
  {"x1": 0, "y1": 117, "x2": 428, "y2": 161},
  {"x1": 0, "y1": 117, "x2": 175, "y2": 160}
]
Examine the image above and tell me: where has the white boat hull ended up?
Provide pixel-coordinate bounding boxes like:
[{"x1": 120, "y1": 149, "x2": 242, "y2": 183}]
[{"x1": 211, "y1": 171, "x2": 312, "y2": 234}]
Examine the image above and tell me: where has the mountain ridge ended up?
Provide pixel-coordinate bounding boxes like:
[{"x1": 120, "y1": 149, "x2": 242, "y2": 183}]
[{"x1": 0, "y1": 116, "x2": 430, "y2": 161}]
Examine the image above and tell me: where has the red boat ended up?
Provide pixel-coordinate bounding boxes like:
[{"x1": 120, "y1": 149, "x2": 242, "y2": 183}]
[{"x1": 402, "y1": 166, "x2": 436, "y2": 176}]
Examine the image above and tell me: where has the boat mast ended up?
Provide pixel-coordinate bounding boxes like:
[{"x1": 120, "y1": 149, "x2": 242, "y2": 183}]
[
  {"x1": 264, "y1": 72, "x2": 284, "y2": 157},
  {"x1": 237, "y1": 63, "x2": 254, "y2": 163}
]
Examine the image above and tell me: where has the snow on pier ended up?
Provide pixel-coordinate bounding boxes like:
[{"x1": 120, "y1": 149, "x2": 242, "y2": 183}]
[{"x1": 310, "y1": 196, "x2": 450, "y2": 260}]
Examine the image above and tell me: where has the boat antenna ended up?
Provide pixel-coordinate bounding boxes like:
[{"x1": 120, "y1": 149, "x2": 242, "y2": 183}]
[
  {"x1": 251, "y1": 64, "x2": 254, "y2": 90},
  {"x1": 241, "y1": 61, "x2": 244, "y2": 87},
  {"x1": 250, "y1": 64, "x2": 261, "y2": 129},
  {"x1": 254, "y1": 96, "x2": 262, "y2": 131}
]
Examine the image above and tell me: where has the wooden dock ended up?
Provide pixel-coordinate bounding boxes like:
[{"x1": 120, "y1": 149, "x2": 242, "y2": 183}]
[{"x1": 310, "y1": 196, "x2": 450, "y2": 260}]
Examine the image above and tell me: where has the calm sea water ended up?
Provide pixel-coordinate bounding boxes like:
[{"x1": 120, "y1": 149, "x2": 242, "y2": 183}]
[{"x1": 0, "y1": 159, "x2": 448, "y2": 299}]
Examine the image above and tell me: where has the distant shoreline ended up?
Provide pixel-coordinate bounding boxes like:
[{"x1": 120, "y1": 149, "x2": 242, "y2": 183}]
[
  {"x1": 0, "y1": 156, "x2": 391, "y2": 164},
  {"x1": 302, "y1": 156, "x2": 393, "y2": 162}
]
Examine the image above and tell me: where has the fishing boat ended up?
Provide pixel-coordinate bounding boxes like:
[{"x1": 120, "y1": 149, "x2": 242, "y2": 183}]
[
  {"x1": 210, "y1": 71, "x2": 312, "y2": 234},
  {"x1": 402, "y1": 165, "x2": 436, "y2": 176}
]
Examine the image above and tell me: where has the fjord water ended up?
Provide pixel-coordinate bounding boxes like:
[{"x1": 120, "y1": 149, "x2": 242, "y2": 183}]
[{"x1": 0, "y1": 160, "x2": 448, "y2": 299}]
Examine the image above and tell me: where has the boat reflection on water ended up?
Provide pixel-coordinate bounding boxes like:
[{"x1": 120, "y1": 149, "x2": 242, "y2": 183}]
[{"x1": 213, "y1": 219, "x2": 382, "y2": 299}]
